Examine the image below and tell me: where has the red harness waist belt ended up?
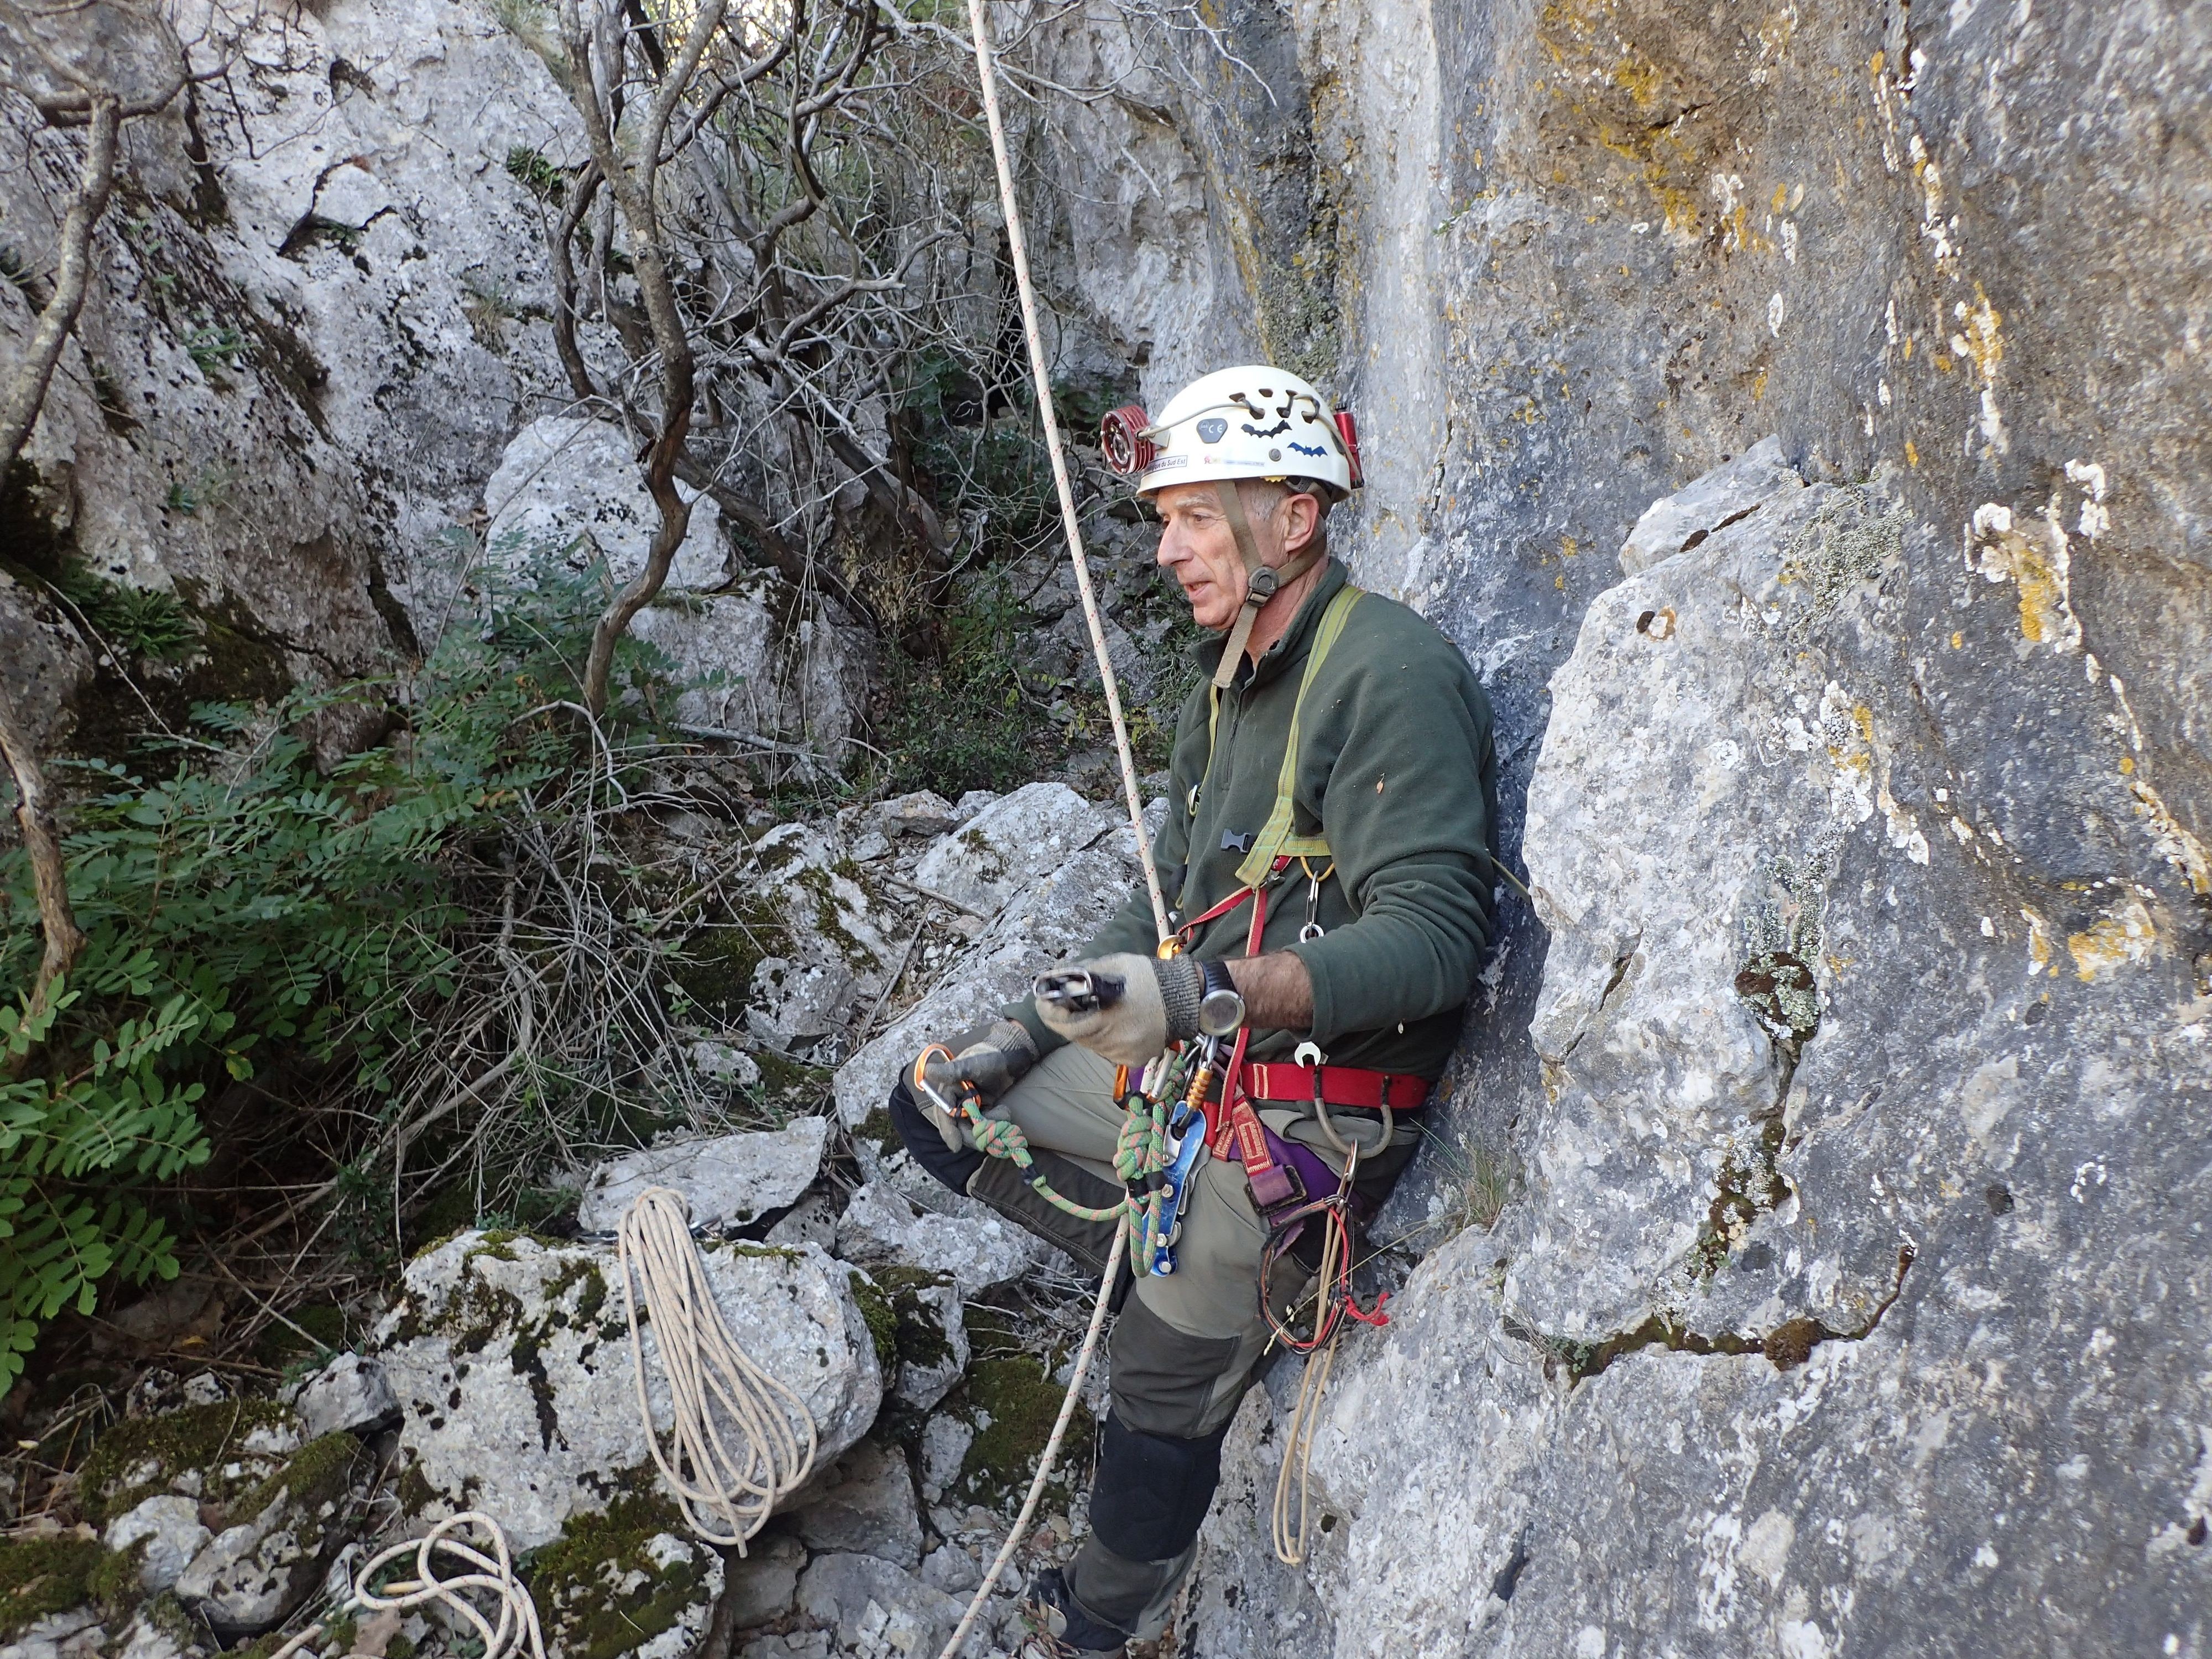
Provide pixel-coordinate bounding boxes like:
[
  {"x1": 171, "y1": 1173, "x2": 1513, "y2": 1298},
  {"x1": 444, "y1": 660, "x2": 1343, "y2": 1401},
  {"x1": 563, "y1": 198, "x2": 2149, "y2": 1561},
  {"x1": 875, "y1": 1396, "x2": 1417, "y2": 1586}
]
[{"x1": 1240, "y1": 1063, "x2": 1429, "y2": 1112}]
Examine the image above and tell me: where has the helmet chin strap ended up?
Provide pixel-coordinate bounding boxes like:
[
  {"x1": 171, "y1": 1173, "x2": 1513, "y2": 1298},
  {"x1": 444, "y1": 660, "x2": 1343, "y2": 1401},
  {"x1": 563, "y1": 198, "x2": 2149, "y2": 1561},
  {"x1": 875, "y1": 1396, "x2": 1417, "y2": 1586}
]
[{"x1": 1213, "y1": 481, "x2": 1323, "y2": 689}]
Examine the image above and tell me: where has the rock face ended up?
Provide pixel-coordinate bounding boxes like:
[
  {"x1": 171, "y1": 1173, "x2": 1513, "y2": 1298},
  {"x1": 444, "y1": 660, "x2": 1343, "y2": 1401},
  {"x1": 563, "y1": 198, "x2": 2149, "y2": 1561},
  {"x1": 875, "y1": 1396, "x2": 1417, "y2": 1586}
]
[
  {"x1": 103, "y1": 1495, "x2": 211, "y2": 1594},
  {"x1": 0, "y1": 0, "x2": 588, "y2": 747},
  {"x1": 374, "y1": 1230, "x2": 881, "y2": 1551},
  {"x1": 998, "y1": 0, "x2": 2212, "y2": 1650},
  {"x1": 1199, "y1": 441, "x2": 2212, "y2": 1657},
  {"x1": 834, "y1": 798, "x2": 1155, "y2": 1129},
  {"x1": 478, "y1": 421, "x2": 874, "y2": 762},
  {"x1": 834, "y1": 1182, "x2": 1045, "y2": 1300},
  {"x1": 482, "y1": 417, "x2": 730, "y2": 594},
  {"x1": 289, "y1": 1352, "x2": 399, "y2": 1441},
  {"x1": 575, "y1": 1119, "x2": 830, "y2": 1235}
]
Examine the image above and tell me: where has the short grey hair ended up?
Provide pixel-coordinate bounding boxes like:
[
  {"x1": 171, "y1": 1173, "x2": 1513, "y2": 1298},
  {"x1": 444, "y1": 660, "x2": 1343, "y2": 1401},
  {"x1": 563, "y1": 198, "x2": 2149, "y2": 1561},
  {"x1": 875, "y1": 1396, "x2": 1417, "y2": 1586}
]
[{"x1": 1237, "y1": 476, "x2": 1333, "y2": 558}]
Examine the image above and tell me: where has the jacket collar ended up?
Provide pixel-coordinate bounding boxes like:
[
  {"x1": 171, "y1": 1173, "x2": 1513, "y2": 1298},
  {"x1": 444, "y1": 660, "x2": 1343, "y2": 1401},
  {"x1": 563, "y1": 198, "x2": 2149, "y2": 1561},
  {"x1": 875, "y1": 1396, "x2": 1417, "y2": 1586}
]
[{"x1": 1192, "y1": 558, "x2": 1350, "y2": 691}]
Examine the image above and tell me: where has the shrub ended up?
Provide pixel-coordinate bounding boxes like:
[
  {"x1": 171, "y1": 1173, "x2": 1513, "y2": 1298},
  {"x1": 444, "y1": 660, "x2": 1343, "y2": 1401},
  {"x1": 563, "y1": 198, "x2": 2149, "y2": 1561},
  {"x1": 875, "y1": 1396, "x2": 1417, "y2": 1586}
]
[{"x1": 0, "y1": 549, "x2": 677, "y2": 1386}]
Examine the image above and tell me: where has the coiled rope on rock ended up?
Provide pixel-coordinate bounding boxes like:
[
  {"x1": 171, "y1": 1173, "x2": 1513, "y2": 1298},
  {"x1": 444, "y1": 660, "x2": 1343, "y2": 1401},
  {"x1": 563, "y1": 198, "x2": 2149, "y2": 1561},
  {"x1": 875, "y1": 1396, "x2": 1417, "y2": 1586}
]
[
  {"x1": 618, "y1": 1185, "x2": 818, "y2": 1549},
  {"x1": 267, "y1": 1514, "x2": 547, "y2": 1659}
]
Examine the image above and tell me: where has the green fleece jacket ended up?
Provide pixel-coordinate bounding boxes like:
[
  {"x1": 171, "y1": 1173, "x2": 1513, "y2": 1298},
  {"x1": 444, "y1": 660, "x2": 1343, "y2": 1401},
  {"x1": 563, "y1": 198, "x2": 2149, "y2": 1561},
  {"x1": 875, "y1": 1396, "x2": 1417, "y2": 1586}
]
[{"x1": 1010, "y1": 558, "x2": 1500, "y2": 1079}]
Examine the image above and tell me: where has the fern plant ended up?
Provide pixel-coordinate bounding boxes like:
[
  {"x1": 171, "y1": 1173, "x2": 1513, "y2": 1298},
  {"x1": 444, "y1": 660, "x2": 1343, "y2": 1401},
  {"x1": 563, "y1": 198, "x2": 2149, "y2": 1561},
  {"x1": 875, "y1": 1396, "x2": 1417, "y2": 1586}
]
[{"x1": 0, "y1": 545, "x2": 677, "y2": 1386}]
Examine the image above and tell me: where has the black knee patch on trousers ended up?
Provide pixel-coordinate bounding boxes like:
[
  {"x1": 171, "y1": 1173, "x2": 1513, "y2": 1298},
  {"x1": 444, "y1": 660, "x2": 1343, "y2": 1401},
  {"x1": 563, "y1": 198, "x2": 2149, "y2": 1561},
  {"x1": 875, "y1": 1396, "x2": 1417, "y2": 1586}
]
[
  {"x1": 886, "y1": 1077, "x2": 983, "y2": 1194},
  {"x1": 1088, "y1": 1411, "x2": 1234, "y2": 1564}
]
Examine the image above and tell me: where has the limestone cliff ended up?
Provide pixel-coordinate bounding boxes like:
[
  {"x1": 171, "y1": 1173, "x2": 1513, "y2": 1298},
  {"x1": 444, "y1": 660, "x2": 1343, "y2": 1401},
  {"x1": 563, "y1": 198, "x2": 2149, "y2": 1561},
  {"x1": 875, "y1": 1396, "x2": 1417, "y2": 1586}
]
[
  {"x1": 3, "y1": 0, "x2": 2206, "y2": 1652},
  {"x1": 1014, "y1": 1, "x2": 2210, "y2": 1652}
]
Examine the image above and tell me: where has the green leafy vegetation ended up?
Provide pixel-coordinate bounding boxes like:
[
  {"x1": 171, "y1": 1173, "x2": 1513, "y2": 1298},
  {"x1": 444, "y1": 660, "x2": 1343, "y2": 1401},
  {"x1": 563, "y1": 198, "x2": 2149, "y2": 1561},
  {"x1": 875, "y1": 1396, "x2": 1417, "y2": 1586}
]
[
  {"x1": 0, "y1": 550, "x2": 682, "y2": 1386},
  {"x1": 46, "y1": 560, "x2": 197, "y2": 658},
  {"x1": 503, "y1": 145, "x2": 567, "y2": 204},
  {"x1": 183, "y1": 322, "x2": 245, "y2": 375}
]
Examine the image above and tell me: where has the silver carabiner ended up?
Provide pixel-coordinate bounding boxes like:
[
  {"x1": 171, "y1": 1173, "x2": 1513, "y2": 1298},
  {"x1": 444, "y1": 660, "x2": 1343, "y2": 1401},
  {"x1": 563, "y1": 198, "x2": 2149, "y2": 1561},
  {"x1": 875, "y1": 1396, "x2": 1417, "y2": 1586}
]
[{"x1": 1298, "y1": 868, "x2": 1326, "y2": 943}]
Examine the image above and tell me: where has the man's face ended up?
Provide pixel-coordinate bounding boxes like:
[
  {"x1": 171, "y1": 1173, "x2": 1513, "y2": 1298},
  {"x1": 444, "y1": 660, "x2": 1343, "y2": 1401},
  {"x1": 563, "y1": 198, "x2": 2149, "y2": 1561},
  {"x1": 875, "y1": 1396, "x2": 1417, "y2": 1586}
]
[{"x1": 1152, "y1": 482, "x2": 1316, "y2": 631}]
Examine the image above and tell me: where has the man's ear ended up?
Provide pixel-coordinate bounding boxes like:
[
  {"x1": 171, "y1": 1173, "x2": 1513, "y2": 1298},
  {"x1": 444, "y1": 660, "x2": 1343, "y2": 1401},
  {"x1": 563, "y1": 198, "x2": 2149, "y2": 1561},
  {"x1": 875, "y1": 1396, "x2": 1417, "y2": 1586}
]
[{"x1": 1279, "y1": 489, "x2": 1322, "y2": 556}]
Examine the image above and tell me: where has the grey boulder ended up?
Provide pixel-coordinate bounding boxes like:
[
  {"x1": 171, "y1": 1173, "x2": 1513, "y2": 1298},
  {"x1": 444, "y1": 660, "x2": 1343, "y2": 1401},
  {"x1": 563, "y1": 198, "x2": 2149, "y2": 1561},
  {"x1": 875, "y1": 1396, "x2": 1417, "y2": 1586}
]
[
  {"x1": 788, "y1": 1439, "x2": 924, "y2": 1569},
  {"x1": 173, "y1": 1438, "x2": 368, "y2": 1637},
  {"x1": 1615, "y1": 433, "x2": 1803, "y2": 575},
  {"x1": 721, "y1": 1533, "x2": 806, "y2": 1630},
  {"x1": 103, "y1": 1493, "x2": 212, "y2": 1593},
  {"x1": 289, "y1": 1352, "x2": 399, "y2": 1441},
  {"x1": 575, "y1": 1118, "x2": 830, "y2": 1234},
  {"x1": 834, "y1": 1182, "x2": 1043, "y2": 1298},
  {"x1": 0, "y1": 1608, "x2": 106, "y2": 1659},
  {"x1": 833, "y1": 801, "x2": 1157, "y2": 1130},
  {"x1": 375, "y1": 1230, "x2": 880, "y2": 1551},
  {"x1": 906, "y1": 782, "x2": 1115, "y2": 917},
  {"x1": 794, "y1": 1552, "x2": 966, "y2": 1657}
]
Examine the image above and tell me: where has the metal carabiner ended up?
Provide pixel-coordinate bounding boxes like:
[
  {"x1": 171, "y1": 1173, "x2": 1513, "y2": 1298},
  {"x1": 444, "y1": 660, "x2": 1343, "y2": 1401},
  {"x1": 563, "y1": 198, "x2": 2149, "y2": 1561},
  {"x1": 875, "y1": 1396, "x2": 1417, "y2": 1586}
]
[
  {"x1": 1298, "y1": 878, "x2": 1325, "y2": 942},
  {"x1": 1297, "y1": 858, "x2": 1331, "y2": 943}
]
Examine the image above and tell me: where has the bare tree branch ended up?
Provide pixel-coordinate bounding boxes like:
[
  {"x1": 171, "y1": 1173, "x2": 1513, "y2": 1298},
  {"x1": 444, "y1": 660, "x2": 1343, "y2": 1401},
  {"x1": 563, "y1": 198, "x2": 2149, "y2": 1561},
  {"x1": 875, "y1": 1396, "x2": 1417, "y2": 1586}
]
[
  {"x1": 0, "y1": 94, "x2": 118, "y2": 476},
  {"x1": 559, "y1": 0, "x2": 738, "y2": 713},
  {"x1": 0, "y1": 683, "x2": 84, "y2": 1040}
]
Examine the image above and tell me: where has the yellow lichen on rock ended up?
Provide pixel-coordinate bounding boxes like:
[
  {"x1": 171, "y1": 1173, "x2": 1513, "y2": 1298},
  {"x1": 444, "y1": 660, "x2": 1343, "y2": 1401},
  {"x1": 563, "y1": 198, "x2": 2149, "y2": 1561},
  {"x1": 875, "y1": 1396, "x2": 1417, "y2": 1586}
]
[
  {"x1": 2067, "y1": 895, "x2": 2157, "y2": 982},
  {"x1": 1972, "y1": 502, "x2": 2081, "y2": 649}
]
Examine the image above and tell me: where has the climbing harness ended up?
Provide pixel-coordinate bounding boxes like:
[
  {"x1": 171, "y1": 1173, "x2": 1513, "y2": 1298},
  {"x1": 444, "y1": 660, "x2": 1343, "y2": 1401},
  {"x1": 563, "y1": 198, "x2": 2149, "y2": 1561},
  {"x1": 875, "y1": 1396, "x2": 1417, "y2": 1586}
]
[
  {"x1": 617, "y1": 1186, "x2": 818, "y2": 1548},
  {"x1": 911, "y1": 1030, "x2": 1222, "y2": 1281},
  {"x1": 267, "y1": 1514, "x2": 546, "y2": 1659}
]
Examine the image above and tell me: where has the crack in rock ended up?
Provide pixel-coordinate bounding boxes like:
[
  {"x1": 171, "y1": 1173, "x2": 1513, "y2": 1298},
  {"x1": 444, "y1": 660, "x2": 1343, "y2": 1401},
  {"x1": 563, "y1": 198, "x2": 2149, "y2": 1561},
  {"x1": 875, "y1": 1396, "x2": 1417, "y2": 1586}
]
[{"x1": 1505, "y1": 1244, "x2": 1916, "y2": 1385}]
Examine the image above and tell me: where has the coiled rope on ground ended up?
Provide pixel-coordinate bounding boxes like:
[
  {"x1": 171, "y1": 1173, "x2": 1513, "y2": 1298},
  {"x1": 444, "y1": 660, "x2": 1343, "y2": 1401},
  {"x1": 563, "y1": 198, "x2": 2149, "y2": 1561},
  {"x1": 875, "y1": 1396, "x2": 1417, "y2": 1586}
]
[{"x1": 267, "y1": 1513, "x2": 547, "y2": 1659}]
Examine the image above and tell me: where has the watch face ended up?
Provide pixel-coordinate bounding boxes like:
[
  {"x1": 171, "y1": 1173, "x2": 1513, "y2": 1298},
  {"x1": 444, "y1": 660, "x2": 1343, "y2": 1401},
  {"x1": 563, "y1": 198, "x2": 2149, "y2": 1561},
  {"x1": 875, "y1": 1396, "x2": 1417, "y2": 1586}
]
[{"x1": 1198, "y1": 987, "x2": 1246, "y2": 1037}]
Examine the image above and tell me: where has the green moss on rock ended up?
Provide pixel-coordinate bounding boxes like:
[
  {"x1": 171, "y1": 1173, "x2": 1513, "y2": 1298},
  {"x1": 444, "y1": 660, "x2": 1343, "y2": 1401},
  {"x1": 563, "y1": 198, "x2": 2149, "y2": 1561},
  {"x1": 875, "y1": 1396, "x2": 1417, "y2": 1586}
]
[
  {"x1": 0, "y1": 1535, "x2": 105, "y2": 1639},
  {"x1": 848, "y1": 1275, "x2": 900, "y2": 1374},
  {"x1": 528, "y1": 1493, "x2": 712, "y2": 1659},
  {"x1": 955, "y1": 1349, "x2": 1089, "y2": 1514},
  {"x1": 234, "y1": 1432, "x2": 366, "y2": 1528},
  {"x1": 873, "y1": 1265, "x2": 957, "y2": 1372},
  {"x1": 78, "y1": 1400, "x2": 299, "y2": 1526}
]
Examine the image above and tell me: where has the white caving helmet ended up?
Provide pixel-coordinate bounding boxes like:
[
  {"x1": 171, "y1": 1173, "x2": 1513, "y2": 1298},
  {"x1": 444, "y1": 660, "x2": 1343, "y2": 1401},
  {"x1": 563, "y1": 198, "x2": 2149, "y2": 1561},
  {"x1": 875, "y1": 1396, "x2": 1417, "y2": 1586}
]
[
  {"x1": 1098, "y1": 366, "x2": 1365, "y2": 686},
  {"x1": 1099, "y1": 364, "x2": 1363, "y2": 503}
]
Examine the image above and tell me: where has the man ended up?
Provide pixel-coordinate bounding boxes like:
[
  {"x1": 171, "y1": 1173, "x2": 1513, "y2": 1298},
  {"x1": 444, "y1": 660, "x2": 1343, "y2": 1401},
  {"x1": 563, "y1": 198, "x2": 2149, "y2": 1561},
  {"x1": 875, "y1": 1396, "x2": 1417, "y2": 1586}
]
[{"x1": 887, "y1": 364, "x2": 1499, "y2": 1656}]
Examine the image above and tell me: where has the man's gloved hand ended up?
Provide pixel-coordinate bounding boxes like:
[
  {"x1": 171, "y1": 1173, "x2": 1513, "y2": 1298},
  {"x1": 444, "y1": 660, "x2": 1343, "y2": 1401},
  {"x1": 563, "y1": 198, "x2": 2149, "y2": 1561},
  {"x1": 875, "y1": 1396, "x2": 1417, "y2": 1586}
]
[
  {"x1": 915, "y1": 1018, "x2": 1040, "y2": 1112},
  {"x1": 888, "y1": 1019, "x2": 1039, "y2": 1196},
  {"x1": 1034, "y1": 951, "x2": 1204, "y2": 1067}
]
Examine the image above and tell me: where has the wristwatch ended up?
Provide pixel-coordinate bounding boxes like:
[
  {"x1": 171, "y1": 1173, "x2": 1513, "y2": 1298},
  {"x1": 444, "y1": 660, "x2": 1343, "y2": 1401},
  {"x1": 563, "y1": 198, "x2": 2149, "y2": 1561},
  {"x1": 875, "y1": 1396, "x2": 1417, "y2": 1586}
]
[{"x1": 1196, "y1": 959, "x2": 1246, "y2": 1037}]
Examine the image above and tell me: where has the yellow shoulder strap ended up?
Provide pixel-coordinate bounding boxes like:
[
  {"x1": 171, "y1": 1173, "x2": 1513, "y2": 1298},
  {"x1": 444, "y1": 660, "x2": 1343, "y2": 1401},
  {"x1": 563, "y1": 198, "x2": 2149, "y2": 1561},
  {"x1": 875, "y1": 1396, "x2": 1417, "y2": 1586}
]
[{"x1": 1234, "y1": 585, "x2": 1363, "y2": 888}]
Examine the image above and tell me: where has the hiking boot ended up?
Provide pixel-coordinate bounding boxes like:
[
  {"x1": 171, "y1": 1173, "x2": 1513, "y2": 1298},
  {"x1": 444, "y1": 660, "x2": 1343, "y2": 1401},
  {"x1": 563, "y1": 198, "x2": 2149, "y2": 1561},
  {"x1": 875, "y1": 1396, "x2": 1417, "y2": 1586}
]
[{"x1": 1018, "y1": 1567, "x2": 1130, "y2": 1658}]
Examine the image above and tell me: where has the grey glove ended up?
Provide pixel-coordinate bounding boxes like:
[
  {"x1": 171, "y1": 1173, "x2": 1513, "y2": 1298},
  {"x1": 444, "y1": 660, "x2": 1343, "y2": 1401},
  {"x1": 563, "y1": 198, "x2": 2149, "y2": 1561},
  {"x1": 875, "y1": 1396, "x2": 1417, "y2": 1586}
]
[
  {"x1": 916, "y1": 1018, "x2": 1039, "y2": 1108},
  {"x1": 909, "y1": 1019, "x2": 1041, "y2": 1156},
  {"x1": 1033, "y1": 951, "x2": 1206, "y2": 1067}
]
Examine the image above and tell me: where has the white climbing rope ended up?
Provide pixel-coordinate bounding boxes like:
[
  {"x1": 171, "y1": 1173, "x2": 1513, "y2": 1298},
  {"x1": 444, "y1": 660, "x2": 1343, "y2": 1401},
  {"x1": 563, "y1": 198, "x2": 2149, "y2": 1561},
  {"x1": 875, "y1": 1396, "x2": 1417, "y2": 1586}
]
[
  {"x1": 962, "y1": 0, "x2": 1171, "y2": 948},
  {"x1": 618, "y1": 1185, "x2": 819, "y2": 1548},
  {"x1": 934, "y1": 1216, "x2": 1125, "y2": 1659},
  {"x1": 932, "y1": 4, "x2": 1183, "y2": 1650},
  {"x1": 265, "y1": 1513, "x2": 547, "y2": 1659}
]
